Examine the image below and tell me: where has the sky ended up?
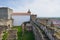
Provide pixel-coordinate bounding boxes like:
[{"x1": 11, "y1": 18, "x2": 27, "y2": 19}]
[{"x1": 0, "y1": 0, "x2": 60, "y2": 17}]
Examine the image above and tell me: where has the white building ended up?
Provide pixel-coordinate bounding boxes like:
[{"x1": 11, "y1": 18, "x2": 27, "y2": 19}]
[{"x1": 12, "y1": 10, "x2": 31, "y2": 26}]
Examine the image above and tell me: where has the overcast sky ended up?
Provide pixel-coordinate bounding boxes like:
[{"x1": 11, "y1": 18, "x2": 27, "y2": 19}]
[{"x1": 0, "y1": 0, "x2": 60, "y2": 17}]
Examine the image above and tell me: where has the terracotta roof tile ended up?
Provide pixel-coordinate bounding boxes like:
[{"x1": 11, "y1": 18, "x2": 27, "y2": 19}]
[{"x1": 12, "y1": 12, "x2": 31, "y2": 15}]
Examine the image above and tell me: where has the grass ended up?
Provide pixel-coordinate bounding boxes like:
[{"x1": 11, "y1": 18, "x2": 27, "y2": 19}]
[
  {"x1": 11, "y1": 26, "x2": 35, "y2": 40},
  {"x1": 2, "y1": 26, "x2": 35, "y2": 40},
  {"x1": 2, "y1": 31, "x2": 8, "y2": 40},
  {"x1": 22, "y1": 31, "x2": 35, "y2": 40},
  {"x1": 17, "y1": 26, "x2": 22, "y2": 40},
  {"x1": 12, "y1": 26, "x2": 22, "y2": 40}
]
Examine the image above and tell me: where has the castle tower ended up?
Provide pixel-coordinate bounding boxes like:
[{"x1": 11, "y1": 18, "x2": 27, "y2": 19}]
[
  {"x1": 0, "y1": 7, "x2": 13, "y2": 19},
  {"x1": 27, "y1": 9, "x2": 31, "y2": 14},
  {"x1": 30, "y1": 15, "x2": 37, "y2": 21},
  {"x1": 0, "y1": 7, "x2": 13, "y2": 27}
]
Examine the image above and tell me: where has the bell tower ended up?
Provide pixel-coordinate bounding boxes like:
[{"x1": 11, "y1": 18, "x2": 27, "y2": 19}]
[{"x1": 27, "y1": 9, "x2": 31, "y2": 14}]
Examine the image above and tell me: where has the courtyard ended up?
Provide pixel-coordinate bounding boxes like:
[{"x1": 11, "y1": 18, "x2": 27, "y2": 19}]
[{"x1": 11, "y1": 26, "x2": 35, "y2": 40}]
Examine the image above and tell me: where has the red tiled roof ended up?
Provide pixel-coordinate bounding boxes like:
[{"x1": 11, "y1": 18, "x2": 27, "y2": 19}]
[
  {"x1": 12, "y1": 12, "x2": 31, "y2": 15},
  {"x1": 54, "y1": 24, "x2": 60, "y2": 26}
]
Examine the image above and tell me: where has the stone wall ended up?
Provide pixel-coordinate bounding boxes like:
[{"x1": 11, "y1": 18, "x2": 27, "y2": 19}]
[{"x1": 0, "y1": 19, "x2": 13, "y2": 28}]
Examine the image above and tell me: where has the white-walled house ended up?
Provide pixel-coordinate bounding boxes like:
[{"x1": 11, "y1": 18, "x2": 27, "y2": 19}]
[{"x1": 12, "y1": 10, "x2": 31, "y2": 26}]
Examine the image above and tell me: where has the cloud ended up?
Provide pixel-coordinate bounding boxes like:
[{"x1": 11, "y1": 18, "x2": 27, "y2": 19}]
[
  {"x1": 0, "y1": 0, "x2": 60, "y2": 17},
  {"x1": 23, "y1": 0, "x2": 60, "y2": 17}
]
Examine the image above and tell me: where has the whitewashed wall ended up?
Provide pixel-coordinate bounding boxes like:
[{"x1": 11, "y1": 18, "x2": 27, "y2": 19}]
[{"x1": 12, "y1": 15, "x2": 30, "y2": 26}]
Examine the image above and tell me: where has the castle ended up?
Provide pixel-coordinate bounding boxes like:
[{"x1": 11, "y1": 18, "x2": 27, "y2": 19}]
[
  {"x1": 12, "y1": 9, "x2": 31, "y2": 26},
  {"x1": 0, "y1": 7, "x2": 35, "y2": 27}
]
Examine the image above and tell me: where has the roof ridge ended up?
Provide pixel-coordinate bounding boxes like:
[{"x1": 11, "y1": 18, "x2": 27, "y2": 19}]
[{"x1": 12, "y1": 13, "x2": 31, "y2": 15}]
